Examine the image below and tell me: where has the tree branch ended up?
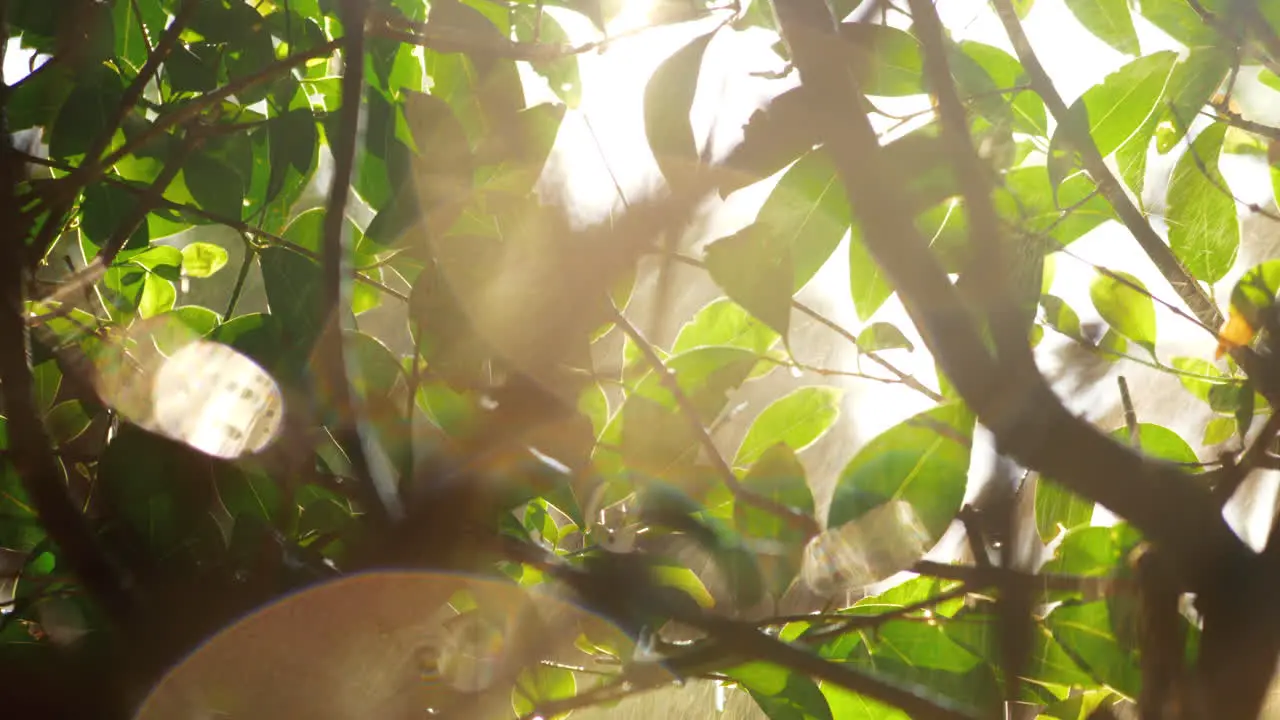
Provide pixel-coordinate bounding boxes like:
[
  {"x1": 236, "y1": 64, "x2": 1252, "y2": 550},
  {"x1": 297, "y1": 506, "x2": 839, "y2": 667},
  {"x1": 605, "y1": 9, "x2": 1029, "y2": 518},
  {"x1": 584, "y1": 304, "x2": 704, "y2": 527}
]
[
  {"x1": 766, "y1": 0, "x2": 1250, "y2": 597},
  {"x1": 612, "y1": 310, "x2": 821, "y2": 538},
  {"x1": 990, "y1": 0, "x2": 1222, "y2": 331},
  {"x1": 319, "y1": 0, "x2": 402, "y2": 527},
  {"x1": 27, "y1": 0, "x2": 198, "y2": 267}
]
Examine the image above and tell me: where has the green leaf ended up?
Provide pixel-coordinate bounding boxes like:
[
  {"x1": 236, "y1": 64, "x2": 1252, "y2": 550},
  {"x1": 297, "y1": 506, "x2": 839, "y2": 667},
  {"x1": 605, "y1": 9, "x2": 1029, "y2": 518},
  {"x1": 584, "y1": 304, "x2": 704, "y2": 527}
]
[
  {"x1": 1204, "y1": 416, "x2": 1236, "y2": 445},
  {"x1": 45, "y1": 400, "x2": 92, "y2": 446},
  {"x1": 828, "y1": 402, "x2": 975, "y2": 551},
  {"x1": 728, "y1": 663, "x2": 834, "y2": 720},
  {"x1": 1137, "y1": 0, "x2": 1220, "y2": 47},
  {"x1": 738, "y1": 445, "x2": 815, "y2": 532},
  {"x1": 841, "y1": 23, "x2": 923, "y2": 96},
  {"x1": 48, "y1": 65, "x2": 125, "y2": 159},
  {"x1": 1157, "y1": 47, "x2": 1231, "y2": 153},
  {"x1": 1042, "y1": 524, "x2": 1143, "y2": 577},
  {"x1": 856, "y1": 322, "x2": 914, "y2": 353},
  {"x1": 736, "y1": 387, "x2": 843, "y2": 467},
  {"x1": 1167, "y1": 122, "x2": 1238, "y2": 284},
  {"x1": 513, "y1": 7, "x2": 581, "y2": 108},
  {"x1": 1045, "y1": 601, "x2": 1141, "y2": 698},
  {"x1": 258, "y1": 210, "x2": 335, "y2": 375},
  {"x1": 266, "y1": 109, "x2": 319, "y2": 205},
  {"x1": 183, "y1": 152, "x2": 245, "y2": 219},
  {"x1": 651, "y1": 563, "x2": 716, "y2": 608},
  {"x1": 704, "y1": 224, "x2": 793, "y2": 338},
  {"x1": 1047, "y1": 51, "x2": 1176, "y2": 191},
  {"x1": 96, "y1": 426, "x2": 215, "y2": 556},
  {"x1": 820, "y1": 684, "x2": 909, "y2": 720},
  {"x1": 1035, "y1": 479, "x2": 1094, "y2": 542},
  {"x1": 1108, "y1": 423, "x2": 1198, "y2": 465},
  {"x1": 601, "y1": 347, "x2": 759, "y2": 477},
  {"x1": 1089, "y1": 271, "x2": 1156, "y2": 354},
  {"x1": 720, "y1": 87, "x2": 819, "y2": 197},
  {"x1": 217, "y1": 466, "x2": 281, "y2": 524},
  {"x1": 1262, "y1": 69, "x2": 1280, "y2": 94},
  {"x1": 1065, "y1": 0, "x2": 1140, "y2": 56},
  {"x1": 165, "y1": 42, "x2": 222, "y2": 93},
  {"x1": 758, "y1": 151, "x2": 852, "y2": 290},
  {"x1": 849, "y1": 224, "x2": 893, "y2": 321},
  {"x1": 1041, "y1": 294, "x2": 1083, "y2": 338},
  {"x1": 736, "y1": 445, "x2": 814, "y2": 596},
  {"x1": 511, "y1": 664, "x2": 576, "y2": 720},
  {"x1": 181, "y1": 242, "x2": 230, "y2": 278},
  {"x1": 671, "y1": 297, "x2": 780, "y2": 355},
  {"x1": 644, "y1": 30, "x2": 715, "y2": 184},
  {"x1": 81, "y1": 183, "x2": 149, "y2": 258},
  {"x1": 959, "y1": 41, "x2": 1047, "y2": 137},
  {"x1": 138, "y1": 272, "x2": 176, "y2": 318},
  {"x1": 31, "y1": 360, "x2": 61, "y2": 416},
  {"x1": 1230, "y1": 259, "x2": 1280, "y2": 330},
  {"x1": 114, "y1": 0, "x2": 165, "y2": 72}
]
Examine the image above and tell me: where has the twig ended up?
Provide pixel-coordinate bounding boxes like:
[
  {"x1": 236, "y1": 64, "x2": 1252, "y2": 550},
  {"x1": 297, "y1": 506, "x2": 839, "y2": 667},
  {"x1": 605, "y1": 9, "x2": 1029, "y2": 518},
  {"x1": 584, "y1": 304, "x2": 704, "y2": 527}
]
[
  {"x1": 666, "y1": 252, "x2": 947, "y2": 403},
  {"x1": 990, "y1": 0, "x2": 1222, "y2": 331},
  {"x1": 1207, "y1": 105, "x2": 1280, "y2": 143},
  {"x1": 612, "y1": 310, "x2": 820, "y2": 538},
  {"x1": 1118, "y1": 376, "x2": 1138, "y2": 447},
  {"x1": 224, "y1": 234, "x2": 255, "y2": 319},
  {"x1": 796, "y1": 582, "x2": 974, "y2": 641},
  {"x1": 1215, "y1": 409, "x2": 1280, "y2": 506}
]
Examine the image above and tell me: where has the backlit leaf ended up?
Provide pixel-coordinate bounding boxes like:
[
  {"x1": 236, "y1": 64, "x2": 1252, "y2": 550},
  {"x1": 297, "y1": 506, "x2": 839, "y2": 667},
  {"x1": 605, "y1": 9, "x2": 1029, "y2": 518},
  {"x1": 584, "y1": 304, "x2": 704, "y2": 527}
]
[
  {"x1": 644, "y1": 30, "x2": 716, "y2": 184},
  {"x1": 735, "y1": 387, "x2": 843, "y2": 467},
  {"x1": 1065, "y1": 0, "x2": 1140, "y2": 56},
  {"x1": 1089, "y1": 271, "x2": 1156, "y2": 354},
  {"x1": 1167, "y1": 122, "x2": 1238, "y2": 284}
]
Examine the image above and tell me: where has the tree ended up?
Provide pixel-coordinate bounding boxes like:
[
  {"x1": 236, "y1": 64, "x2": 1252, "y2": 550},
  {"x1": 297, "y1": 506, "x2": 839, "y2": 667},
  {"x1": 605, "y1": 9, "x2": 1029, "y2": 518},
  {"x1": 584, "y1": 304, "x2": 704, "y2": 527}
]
[{"x1": 4, "y1": 0, "x2": 1280, "y2": 717}]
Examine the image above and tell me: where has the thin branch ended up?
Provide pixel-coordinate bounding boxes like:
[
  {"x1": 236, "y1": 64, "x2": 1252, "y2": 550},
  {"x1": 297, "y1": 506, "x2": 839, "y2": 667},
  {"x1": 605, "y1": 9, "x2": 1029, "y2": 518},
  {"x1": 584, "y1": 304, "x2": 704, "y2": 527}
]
[
  {"x1": 1208, "y1": 104, "x2": 1280, "y2": 143},
  {"x1": 1216, "y1": 409, "x2": 1280, "y2": 506},
  {"x1": 688, "y1": 613, "x2": 979, "y2": 720},
  {"x1": 991, "y1": 0, "x2": 1222, "y2": 332},
  {"x1": 319, "y1": 0, "x2": 402, "y2": 526},
  {"x1": 797, "y1": 582, "x2": 974, "y2": 641},
  {"x1": 612, "y1": 309, "x2": 821, "y2": 538},
  {"x1": 368, "y1": 6, "x2": 728, "y2": 62},
  {"x1": 909, "y1": 0, "x2": 1033, "y2": 372},
  {"x1": 99, "y1": 130, "x2": 199, "y2": 264},
  {"x1": 667, "y1": 252, "x2": 947, "y2": 403}
]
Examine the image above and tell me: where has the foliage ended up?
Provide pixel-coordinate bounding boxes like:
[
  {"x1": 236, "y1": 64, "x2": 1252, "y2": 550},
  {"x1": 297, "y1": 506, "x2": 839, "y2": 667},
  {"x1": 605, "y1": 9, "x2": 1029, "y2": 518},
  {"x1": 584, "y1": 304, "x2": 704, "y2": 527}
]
[{"x1": 3, "y1": 0, "x2": 1280, "y2": 718}]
